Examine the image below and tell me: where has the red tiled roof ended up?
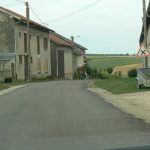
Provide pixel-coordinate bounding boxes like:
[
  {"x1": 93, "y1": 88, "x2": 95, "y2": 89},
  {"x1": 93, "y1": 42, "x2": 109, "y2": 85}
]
[
  {"x1": 50, "y1": 33, "x2": 72, "y2": 47},
  {"x1": 50, "y1": 33, "x2": 87, "y2": 50}
]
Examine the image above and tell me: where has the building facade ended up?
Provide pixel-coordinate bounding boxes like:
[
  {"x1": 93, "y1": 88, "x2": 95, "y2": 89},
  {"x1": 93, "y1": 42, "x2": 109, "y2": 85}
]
[
  {"x1": 50, "y1": 32, "x2": 87, "y2": 79},
  {"x1": 0, "y1": 6, "x2": 87, "y2": 81},
  {"x1": 0, "y1": 6, "x2": 51, "y2": 80}
]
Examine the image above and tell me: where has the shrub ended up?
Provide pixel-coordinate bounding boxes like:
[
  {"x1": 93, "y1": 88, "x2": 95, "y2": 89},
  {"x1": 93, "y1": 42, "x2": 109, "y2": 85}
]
[
  {"x1": 99, "y1": 69, "x2": 110, "y2": 79},
  {"x1": 107, "y1": 67, "x2": 113, "y2": 74},
  {"x1": 91, "y1": 68, "x2": 99, "y2": 78},
  {"x1": 4, "y1": 77, "x2": 13, "y2": 83},
  {"x1": 73, "y1": 68, "x2": 80, "y2": 80},
  {"x1": 86, "y1": 65, "x2": 93, "y2": 77},
  {"x1": 118, "y1": 71, "x2": 122, "y2": 77},
  {"x1": 128, "y1": 69, "x2": 137, "y2": 78},
  {"x1": 74, "y1": 66, "x2": 86, "y2": 80},
  {"x1": 46, "y1": 75, "x2": 54, "y2": 80}
]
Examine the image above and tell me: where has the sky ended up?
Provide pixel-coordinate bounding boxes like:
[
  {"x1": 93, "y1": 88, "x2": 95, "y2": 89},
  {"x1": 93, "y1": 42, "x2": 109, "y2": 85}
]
[{"x1": 1, "y1": 0, "x2": 148, "y2": 54}]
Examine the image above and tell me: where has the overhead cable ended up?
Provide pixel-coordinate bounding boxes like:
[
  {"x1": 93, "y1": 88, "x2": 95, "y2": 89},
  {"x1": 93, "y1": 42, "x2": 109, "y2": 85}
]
[{"x1": 47, "y1": 0, "x2": 103, "y2": 23}]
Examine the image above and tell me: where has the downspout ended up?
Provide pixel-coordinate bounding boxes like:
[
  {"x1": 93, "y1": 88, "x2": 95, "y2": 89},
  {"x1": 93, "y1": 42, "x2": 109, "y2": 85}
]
[
  {"x1": 71, "y1": 36, "x2": 75, "y2": 79},
  {"x1": 14, "y1": 26, "x2": 17, "y2": 80},
  {"x1": 56, "y1": 48, "x2": 59, "y2": 77}
]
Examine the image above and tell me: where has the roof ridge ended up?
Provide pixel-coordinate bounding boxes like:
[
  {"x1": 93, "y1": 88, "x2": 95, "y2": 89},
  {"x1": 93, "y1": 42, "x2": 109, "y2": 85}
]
[
  {"x1": 51, "y1": 32, "x2": 87, "y2": 50},
  {"x1": 0, "y1": 6, "x2": 53, "y2": 31}
]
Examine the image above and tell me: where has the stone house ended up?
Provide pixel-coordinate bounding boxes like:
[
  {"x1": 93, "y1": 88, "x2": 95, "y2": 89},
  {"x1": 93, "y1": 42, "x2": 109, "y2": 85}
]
[
  {"x1": 0, "y1": 6, "x2": 52, "y2": 80},
  {"x1": 50, "y1": 32, "x2": 87, "y2": 79}
]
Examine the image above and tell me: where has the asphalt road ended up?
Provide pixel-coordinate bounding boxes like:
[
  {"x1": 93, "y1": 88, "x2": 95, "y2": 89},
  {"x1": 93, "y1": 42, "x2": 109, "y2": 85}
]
[{"x1": 0, "y1": 80, "x2": 150, "y2": 150}]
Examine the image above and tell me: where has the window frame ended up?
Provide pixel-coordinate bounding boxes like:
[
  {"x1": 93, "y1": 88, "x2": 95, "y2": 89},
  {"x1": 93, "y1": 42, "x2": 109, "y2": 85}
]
[
  {"x1": 43, "y1": 37, "x2": 48, "y2": 51},
  {"x1": 19, "y1": 55, "x2": 22, "y2": 64},
  {"x1": 37, "y1": 35, "x2": 40, "y2": 55}
]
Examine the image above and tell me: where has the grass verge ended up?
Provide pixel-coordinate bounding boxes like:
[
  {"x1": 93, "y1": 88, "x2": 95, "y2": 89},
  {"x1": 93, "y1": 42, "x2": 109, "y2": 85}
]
[
  {"x1": 92, "y1": 77, "x2": 150, "y2": 94},
  {"x1": 0, "y1": 81, "x2": 27, "y2": 91},
  {"x1": 0, "y1": 78, "x2": 56, "y2": 91}
]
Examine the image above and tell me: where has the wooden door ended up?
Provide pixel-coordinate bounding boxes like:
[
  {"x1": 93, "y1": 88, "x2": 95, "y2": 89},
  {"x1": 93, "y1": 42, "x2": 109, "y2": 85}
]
[
  {"x1": 11, "y1": 63, "x2": 15, "y2": 79},
  {"x1": 57, "y1": 50, "x2": 64, "y2": 78}
]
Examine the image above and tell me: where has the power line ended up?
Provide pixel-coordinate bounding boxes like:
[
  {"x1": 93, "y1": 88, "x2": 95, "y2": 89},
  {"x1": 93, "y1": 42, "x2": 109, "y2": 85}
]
[
  {"x1": 15, "y1": 0, "x2": 25, "y2": 4},
  {"x1": 29, "y1": 4, "x2": 47, "y2": 26},
  {"x1": 47, "y1": 0, "x2": 103, "y2": 23}
]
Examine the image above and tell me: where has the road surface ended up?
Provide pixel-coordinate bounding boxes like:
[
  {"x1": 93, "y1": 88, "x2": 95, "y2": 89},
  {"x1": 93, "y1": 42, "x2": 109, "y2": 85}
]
[{"x1": 0, "y1": 80, "x2": 150, "y2": 150}]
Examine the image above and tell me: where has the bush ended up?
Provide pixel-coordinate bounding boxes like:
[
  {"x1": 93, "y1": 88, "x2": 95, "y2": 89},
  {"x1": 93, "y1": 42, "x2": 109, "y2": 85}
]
[
  {"x1": 118, "y1": 71, "x2": 122, "y2": 77},
  {"x1": 31, "y1": 75, "x2": 55, "y2": 81},
  {"x1": 46, "y1": 75, "x2": 54, "y2": 80},
  {"x1": 86, "y1": 65, "x2": 93, "y2": 77},
  {"x1": 91, "y1": 68, "x2": 99, "y2": 78},
  {"x1": 107, "y1": 67, "x2": 113, "y2": 74},
  {"x1": 74, "y1": 66, "x2": 86, "y2": 80},
  {"x1": 128, "y1": 69, "x2": 137, "y2": 78},
  {"x1": 73, "y1": 68, "x2": 80, "y2": 79},
  {"x1": 4, "y1": 77, "x2": 13, "y2": 83},
  {"x1": 99, "y1": 69, "x2": 110, "y2": 79}
]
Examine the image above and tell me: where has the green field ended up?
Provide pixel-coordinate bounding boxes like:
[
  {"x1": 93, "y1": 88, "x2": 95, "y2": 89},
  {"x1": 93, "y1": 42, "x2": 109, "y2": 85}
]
[
  {"x1": 87, "y1": 54, "x2": 148, "y2": 94},
  {"x1": 86, "y1": 54, "x2": 141, "y2": 70}
]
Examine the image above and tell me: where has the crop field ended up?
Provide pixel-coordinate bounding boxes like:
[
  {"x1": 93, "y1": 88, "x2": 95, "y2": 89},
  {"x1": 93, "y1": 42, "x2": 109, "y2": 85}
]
[{"x1": 86, "y1": 54, "x2": 141, "y2": 70}]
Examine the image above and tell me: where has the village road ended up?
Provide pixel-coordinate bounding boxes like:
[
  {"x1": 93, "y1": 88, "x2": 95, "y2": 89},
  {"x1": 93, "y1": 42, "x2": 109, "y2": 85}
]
[{"x1": 0, "y1": 81, "x2": 150, "y2": 150}]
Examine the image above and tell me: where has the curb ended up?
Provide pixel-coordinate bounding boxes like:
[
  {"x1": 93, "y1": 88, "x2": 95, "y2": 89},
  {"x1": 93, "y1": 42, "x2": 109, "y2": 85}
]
[{"x1": 0, "y1": 84, "x2": 27, "y2": 96}]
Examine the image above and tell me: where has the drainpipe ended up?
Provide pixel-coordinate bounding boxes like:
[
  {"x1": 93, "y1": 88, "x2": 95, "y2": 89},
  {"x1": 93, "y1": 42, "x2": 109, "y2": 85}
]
[{"x1": 70, "y1": 36, "x2": 75, "y2": 77}]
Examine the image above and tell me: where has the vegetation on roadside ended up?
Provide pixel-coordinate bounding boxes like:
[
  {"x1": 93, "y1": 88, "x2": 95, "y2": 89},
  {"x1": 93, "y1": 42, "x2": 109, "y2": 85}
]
[
  {"x1": 92, "y1": 77, "x2": 150, "y2": 94},
  {"x1": 0, "y1": 75, "x2": 57, "y2": 91},
  {"x1": 31, "y1": 75, "x2": 56, "y2": 82},
  {"x1": 0, "y1": 80, "x2": 26, "y2": 91},
  {"x1": 73, "y1": 66, "x2": 86, "y2": 80},
  {"x1": 128, "y1": 69, "x2": 137, "y2": 78}
]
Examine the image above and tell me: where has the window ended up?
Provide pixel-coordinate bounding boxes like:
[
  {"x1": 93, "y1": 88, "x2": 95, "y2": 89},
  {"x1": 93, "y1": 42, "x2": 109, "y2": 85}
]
[
  {"x1": 37, "y1": 36, "x2": 40, "y2": 54},
  {"x1": 37, "y1": 58, "x2": 41, "y2": 73},
  {"x1": 43, "y1": 37, "x2": 48, "y2": 50},
  {"x1": 44, "y1": 59, "x2": 48, "y2": 73},
  {"x1": 19, "y1": 56, "x2": 22, "y2": 64},
  {"x1": 31, "y1": 57, "x2": 33, "y2": 64},
  {"x1": 19, "y1": 32, "x2": 21, "y2": 38},
  {"x1": 24, "y1": 33, "x2": 27, "y2": 53}
]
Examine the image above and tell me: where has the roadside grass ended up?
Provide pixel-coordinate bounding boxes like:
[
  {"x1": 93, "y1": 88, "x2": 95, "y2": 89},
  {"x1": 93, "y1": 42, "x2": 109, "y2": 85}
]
[
  {"x1": 86, "y1": 55, "x2": 141, "y2": 70},
  {"x1": 0, "y1": 81, "x2": 27, "y2": 91},
  {"x1": 92, "y1": 77, "x2": 150, "y2": 94},
  {"x1": 0, "y1": 77, "x2": 56, "y2": 91}
]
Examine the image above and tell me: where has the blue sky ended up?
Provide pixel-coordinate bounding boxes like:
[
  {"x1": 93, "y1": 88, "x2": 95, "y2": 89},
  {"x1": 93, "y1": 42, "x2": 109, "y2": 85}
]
[{"x1": 1, "y1": 0, "x2": 147, "y2": 54}]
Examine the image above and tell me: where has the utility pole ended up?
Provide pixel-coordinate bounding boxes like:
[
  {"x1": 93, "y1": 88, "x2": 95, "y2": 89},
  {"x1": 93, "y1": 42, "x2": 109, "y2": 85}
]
[
  {"x1": 71, "y1": 36, "x2": 74, "y2": 48},
  {"x1": 71, "y1": 36, "x2": 75, "y2": 74},
  {"x1": 25, "y1": 1, "x2": 31, "y2": 81},
  {"x1": 142, "y1": 0, "x2": 148, "y2": 68}
]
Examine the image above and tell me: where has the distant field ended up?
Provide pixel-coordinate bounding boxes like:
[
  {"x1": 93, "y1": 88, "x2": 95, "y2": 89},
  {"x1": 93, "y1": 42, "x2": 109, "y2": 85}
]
[{"x1": 86, "y1": 54, "x2": 141, "y2": 70}]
